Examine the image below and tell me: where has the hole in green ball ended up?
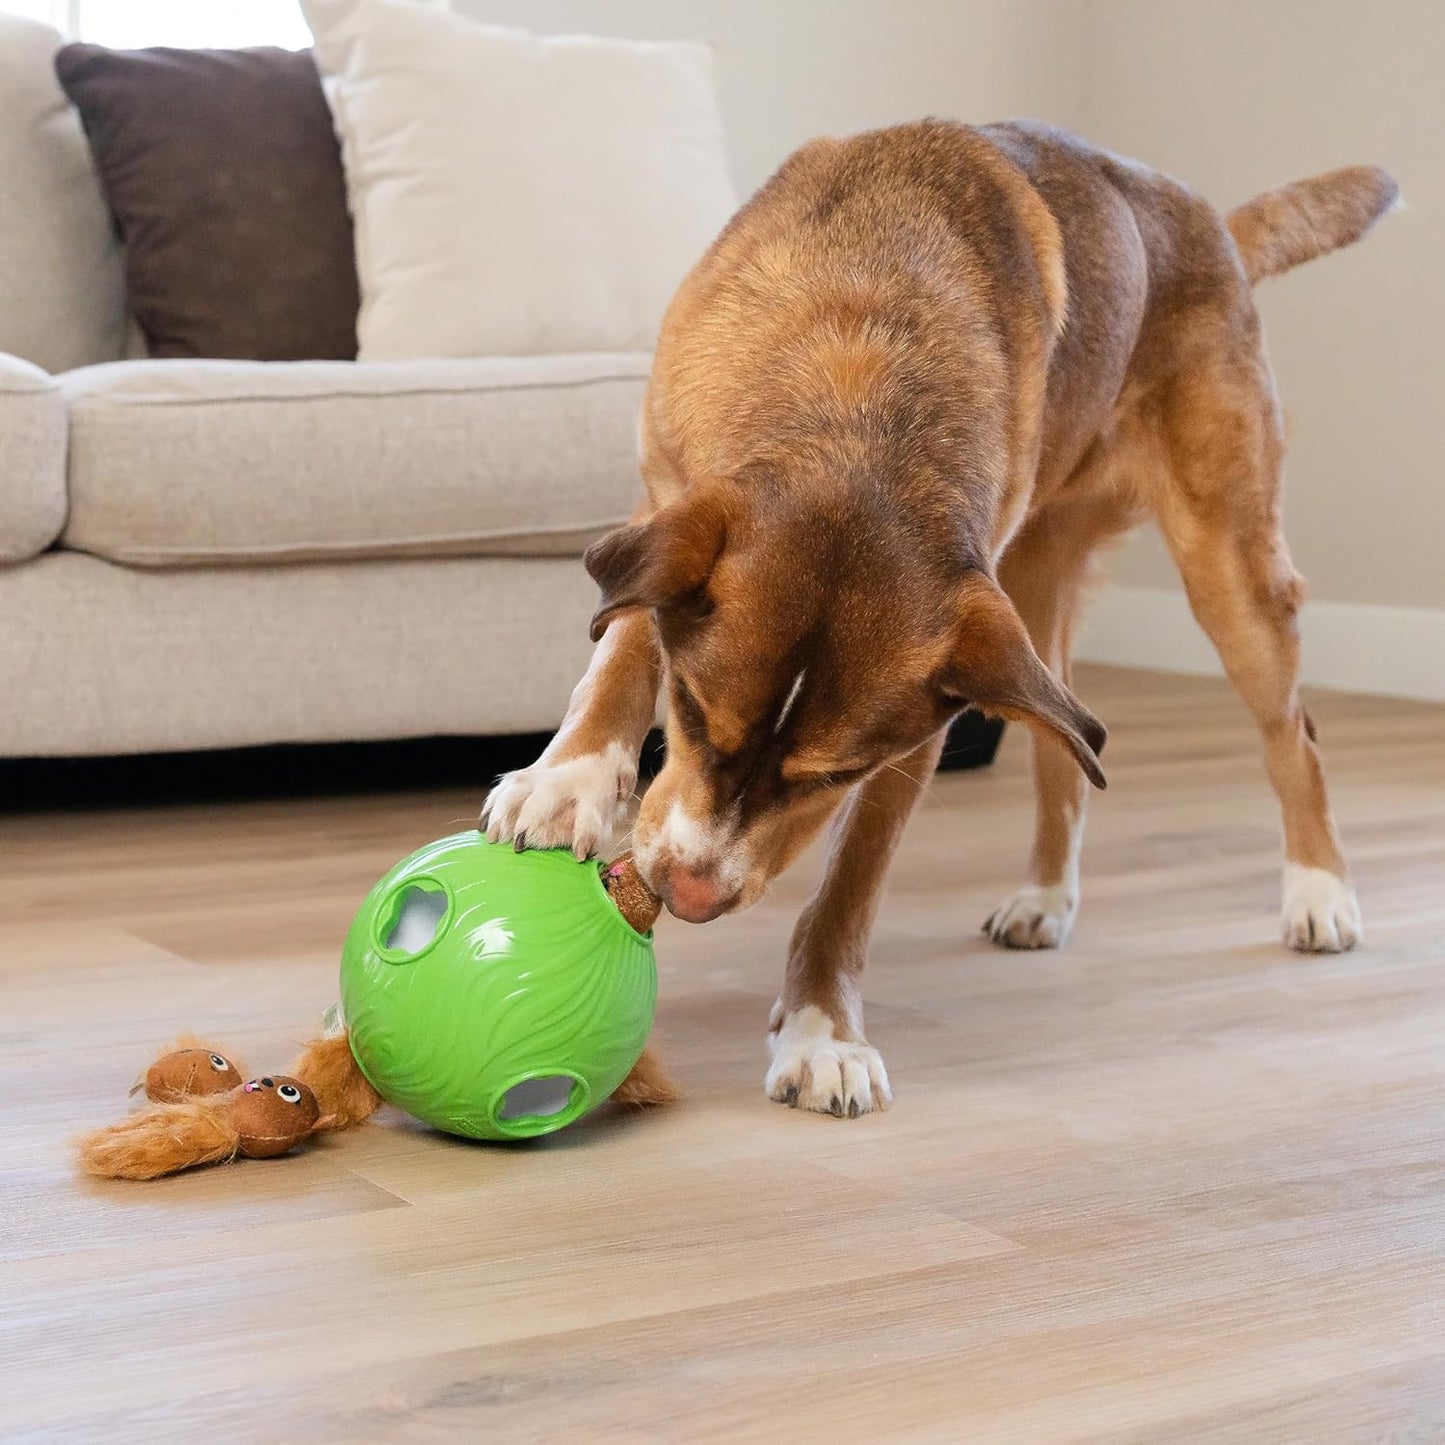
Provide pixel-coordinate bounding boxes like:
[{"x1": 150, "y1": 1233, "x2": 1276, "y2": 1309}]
[
  {"x1": 381, "y1": 883, "x2": 448, "y2": 956},
  {"x1": 499, "y1": 1076, "x2": 577, "y2": 1120}
]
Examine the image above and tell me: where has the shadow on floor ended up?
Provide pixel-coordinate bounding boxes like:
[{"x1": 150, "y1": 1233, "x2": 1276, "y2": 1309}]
[{"x1": 0, "y1": 715, "x2": 1004, "y2": 814}]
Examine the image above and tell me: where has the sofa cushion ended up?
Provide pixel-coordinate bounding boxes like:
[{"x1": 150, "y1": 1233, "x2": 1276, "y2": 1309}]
[
  {"x1": 54, "y1": 43, "x2": 359, "y2": 362},
  {"x1": 0, "y1": 354, "x2": 68, "y2": 562},
  {"x1": 59, "y1": 353, "x2": 650, "y2": 566},
  {"x1": 0, "y1": 551, "x2": 599, "y2": 756},
  {"x1": 0, "y1": 17, "x2": 127, "y2": 374}
]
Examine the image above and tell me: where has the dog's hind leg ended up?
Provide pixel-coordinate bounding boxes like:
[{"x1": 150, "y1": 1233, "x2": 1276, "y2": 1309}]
[
  {"x1": 1153, "y1": 356, "x2": 1360, "y2": 952},
  {"x1": 985, "y1": 488, "x2": 1133, "y2": 949}
]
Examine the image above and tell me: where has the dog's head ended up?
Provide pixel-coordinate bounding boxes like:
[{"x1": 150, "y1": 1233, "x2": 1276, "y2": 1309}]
[{"x1": 585, "y1": 478, "x2": 1106, "y2": 922}]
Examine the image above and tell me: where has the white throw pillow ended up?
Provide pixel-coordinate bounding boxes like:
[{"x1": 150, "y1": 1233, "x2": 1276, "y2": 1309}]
[
  {"x1": 302, "y1": 0, "x2": 737, "y2": 359},
  {"x1": 0, "y1": 15, "x2": 128, "y2": 373}
]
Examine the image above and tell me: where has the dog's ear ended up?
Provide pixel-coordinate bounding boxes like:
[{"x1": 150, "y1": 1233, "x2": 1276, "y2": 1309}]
[
  {"x1": 942, "y1": 572, "x2": 1107, "y2": 788},
  {"x1": 584, "y1": 487, "x2": 730, "y2": 642}
]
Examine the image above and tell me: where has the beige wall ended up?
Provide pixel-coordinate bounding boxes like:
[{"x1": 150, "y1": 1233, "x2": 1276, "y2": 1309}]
[
  {"x1": 455, "y1": 0, "x2": 1084, "y2": 191},
  {"x1": 1078, "y1": 1, "x2": 1443, "y2": 612},
  {"x1": 458, "y1": 1, "x2": 1441, "y2": 613}
]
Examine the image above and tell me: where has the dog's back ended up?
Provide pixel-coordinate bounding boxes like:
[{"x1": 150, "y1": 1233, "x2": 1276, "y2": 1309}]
[
  {"x1": 648, "y1": 120, "x2": 1080, "y2": 508},
  {"x1": 648, "y1": 119, "x2": 1396, "y2": 523}
]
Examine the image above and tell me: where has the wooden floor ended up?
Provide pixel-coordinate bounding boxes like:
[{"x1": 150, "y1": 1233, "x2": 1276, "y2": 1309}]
[{"x1": 4, "y1": 664, "x2": 1444, "y2": 1442}]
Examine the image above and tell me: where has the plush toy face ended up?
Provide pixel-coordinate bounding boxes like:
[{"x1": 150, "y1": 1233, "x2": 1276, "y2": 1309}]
[
  {"x1": 601, "y1": 856, "x2": 662, "y2": 933},
  {"x1": 232, "y1": 1075, "x2": 321, "y2": 1158},
  {"x1": 144, "y1": 1048, "x2": 243, "y2": 1103}
]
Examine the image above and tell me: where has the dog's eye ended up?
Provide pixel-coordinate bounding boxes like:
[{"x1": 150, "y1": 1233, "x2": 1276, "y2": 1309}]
[
  {"x1": 787, "y1": 762, "x2": 872, "y2": 793},
  {"x1": 209, "y1": 1053, "x2": 230, "y2": 1071},
  {"x1": 277, "y1": 1083, "x2": 303, "y2": 1104}
]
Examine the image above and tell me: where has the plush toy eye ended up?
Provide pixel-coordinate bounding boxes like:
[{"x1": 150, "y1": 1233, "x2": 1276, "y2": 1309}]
[
  {"x1": 277, "y1": 1083, "x2": 302, "y2": 1104},
  {"x1": 209, "y1": 1054, "x2": 230, "y2": 1071}
]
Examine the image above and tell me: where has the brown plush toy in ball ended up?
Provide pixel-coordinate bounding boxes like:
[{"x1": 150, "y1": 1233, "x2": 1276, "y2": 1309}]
[{"x1": 600, "y1": 853, "x2": 663, "y2": 933}]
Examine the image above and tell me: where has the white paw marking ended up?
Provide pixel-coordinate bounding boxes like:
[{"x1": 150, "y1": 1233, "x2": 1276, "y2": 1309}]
[
  {"x1": 765, "y1": 1005, "x2": 891, "y2": 1117},
  {"x1": 984, "y1": 882, "x2": 1078, "y2": 950},
  {"x1": 1282, "y1": 864, "x2": 1362, "y2": 953},
  {"x1": 481, "y1": 742, "x2": 635, "y2": 860}
]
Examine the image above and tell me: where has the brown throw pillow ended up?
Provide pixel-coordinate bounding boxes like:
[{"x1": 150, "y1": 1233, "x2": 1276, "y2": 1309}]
[{"x1": 54, "y1": 44, "x2": 359, "y2": 361}]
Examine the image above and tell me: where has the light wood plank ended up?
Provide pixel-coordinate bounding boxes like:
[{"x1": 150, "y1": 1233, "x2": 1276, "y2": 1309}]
[{"x1": 4, "y1": 664, "x2": 1444, "y2": 1440}]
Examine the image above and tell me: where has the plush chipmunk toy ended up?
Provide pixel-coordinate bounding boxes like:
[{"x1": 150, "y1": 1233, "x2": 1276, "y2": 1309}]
[
  {"x1": 78, "y1": 851, "x2": 675, "y2": 1180},
  {"x1": 79, "y1": 1039, "x2": 334, "y2": 1180},
  {"x1": 137, "y1": 1044, "x2": 244, "y2": 1102}
]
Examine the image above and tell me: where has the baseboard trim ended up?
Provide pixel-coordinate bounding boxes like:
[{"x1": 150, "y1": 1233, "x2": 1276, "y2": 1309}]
[{"x1": 1076, "y1": 585, "x2": 1445, "y2": 703}]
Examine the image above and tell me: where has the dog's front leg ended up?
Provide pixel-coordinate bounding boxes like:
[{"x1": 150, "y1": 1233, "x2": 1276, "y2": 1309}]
[
  {"x1": 482, "y1": 611, "x2": 660, "y2": 858},
  {"x1": 767, "y1": 730, "x2": 947, "y2": 1117}
]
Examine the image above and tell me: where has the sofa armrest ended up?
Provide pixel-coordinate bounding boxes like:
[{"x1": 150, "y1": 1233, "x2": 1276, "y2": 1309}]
[{"x1": 0, "y1": 352, "x2": 67, "y2": 562}]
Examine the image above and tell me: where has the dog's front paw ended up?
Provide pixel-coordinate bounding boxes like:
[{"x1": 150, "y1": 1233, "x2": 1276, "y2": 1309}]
[
  {"x1": 481, "y1": 742, "x2": 636, "y2": 860},
  {"x1": 1282, "y1": 864, "x2": 1362, "y2": 953},
  {"x1": 984, "y1": 882, "x2": 1078, "y2": 949},
  {"x1": 765, "y1": 1005, "x2": 891, "y2": 1117}
]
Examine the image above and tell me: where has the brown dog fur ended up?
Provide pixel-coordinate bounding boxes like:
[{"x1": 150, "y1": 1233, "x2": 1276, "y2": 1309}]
[{"x1": 484, "y1": 120, "x2": 1397, "y2": 1116}]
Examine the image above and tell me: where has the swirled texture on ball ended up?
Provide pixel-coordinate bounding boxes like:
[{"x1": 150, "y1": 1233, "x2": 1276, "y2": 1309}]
[{"x1": 340, "y1": 834, "x2": 656, "y2": 1140}]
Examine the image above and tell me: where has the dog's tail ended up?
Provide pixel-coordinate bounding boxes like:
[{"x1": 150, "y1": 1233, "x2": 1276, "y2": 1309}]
[{"x1": 1226, "y1": 165, "x2": 1399, "y2": 285}]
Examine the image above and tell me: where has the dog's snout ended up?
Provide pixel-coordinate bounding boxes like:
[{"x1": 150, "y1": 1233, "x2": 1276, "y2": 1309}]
[{"x1": 660, "y1": 865, "x2": 735, "y2": 924}]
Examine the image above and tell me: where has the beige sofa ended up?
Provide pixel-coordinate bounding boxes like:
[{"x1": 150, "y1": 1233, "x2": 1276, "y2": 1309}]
[{"x1": 0, "y1": 16, "x2": 644, "y2": 758}]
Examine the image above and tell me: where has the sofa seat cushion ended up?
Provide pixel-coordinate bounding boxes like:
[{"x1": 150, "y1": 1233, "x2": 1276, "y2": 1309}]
[
  {"x1": 0, "y1": 353, "x2": 68, "y2": 562},
  {"x1": 59, "y1": 353, "x2": 650, "y2": 565},
  {"x1": 1, "y1": 550, "x2": 598, "y2": 756}
]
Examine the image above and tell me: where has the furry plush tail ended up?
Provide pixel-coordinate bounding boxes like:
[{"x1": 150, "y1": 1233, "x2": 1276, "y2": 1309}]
[
  {"x1": 1227, "y1": 165, "x2": 1399, "y2": 285},
  {"x1": 612, "y1": 1044, "x2": 681, "y2": 1107},
  {"x1": 78, "y1": 1102, "x2": 239, "y2": 1180},
  {"x1": 290, "y1": 1034, "x2": 384, "y2": 1131}
]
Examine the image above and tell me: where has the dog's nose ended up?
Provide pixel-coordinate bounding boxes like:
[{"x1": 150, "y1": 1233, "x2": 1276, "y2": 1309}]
[{"x1": 661, "y1": 866, "x2": 734, "y2": 924}]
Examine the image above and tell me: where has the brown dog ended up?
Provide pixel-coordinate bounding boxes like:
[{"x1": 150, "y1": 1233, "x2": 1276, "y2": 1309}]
[{"x1": 484, "y1": 120, "x2": 1397, "y2": 1116}]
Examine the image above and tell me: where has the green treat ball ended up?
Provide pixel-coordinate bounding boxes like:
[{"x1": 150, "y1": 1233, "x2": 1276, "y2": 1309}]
[{"x1": 339, "y1": 832, "x2": 657, "y2": 1141}]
